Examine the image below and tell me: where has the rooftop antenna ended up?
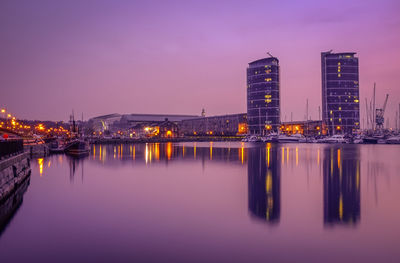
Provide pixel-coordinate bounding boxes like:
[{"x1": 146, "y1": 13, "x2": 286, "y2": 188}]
[
  {"x1": 267, "y1": 52, "x2": 274, "y2": 58},
  {"x1": 318, "y1": 106, "x2": 321, "y2": 121},
  {"x1": 373, "y1": 83, "x2": 376, "y2": 131}
]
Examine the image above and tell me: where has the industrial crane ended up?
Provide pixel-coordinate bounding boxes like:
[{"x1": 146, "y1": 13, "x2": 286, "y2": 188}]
[{"x1": 375, "y1": 94, "x2": 389, "y2": 130}]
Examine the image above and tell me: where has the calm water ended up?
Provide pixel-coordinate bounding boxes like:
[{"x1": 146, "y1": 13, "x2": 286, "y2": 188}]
[{"x1": 1, "y1": 142, "x2": 400, "y2": 263}]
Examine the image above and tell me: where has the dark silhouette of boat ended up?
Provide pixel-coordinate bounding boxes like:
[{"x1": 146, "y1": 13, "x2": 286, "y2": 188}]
[
  {"x1": 64, "y1": 139, "x2": 89, "y2": 156},
  {"x1": 64, "y1": 112, "x2": 90, "y2": 156}
]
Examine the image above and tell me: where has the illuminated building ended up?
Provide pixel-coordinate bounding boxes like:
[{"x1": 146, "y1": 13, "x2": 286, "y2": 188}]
[
  {"x1": 280, "y1": 120, "x2": 325, "y2": 136},
  {"x1": 179, "y1": 113, "x2": 247, "y2": 136},
  {"x1": 247, "y1": 56, "x2": 280, "y2": 135},
  {"x1": 323, "y1": 147, "x2": 360, "y2": 225},
  {"x1": 321, "y1": 51, "x2": 360, "y2": 135},
  {"x1": 88, "y1": 113, "x2": 198, "y2": 133},
  {"x1": 248, "y1": 145, "x2": 280, "y2": 223}
]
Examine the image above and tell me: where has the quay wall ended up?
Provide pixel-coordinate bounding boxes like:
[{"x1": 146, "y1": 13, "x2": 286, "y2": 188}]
[
  {"x1": 0, "y1": 175, "x2": 30, "y2": 234},
  {"x1": 0, "y1": 153, "x2": 31, "y2": 202},
  {"x1": 24, "y1": 144, "x2": 49, "y2": 157}
]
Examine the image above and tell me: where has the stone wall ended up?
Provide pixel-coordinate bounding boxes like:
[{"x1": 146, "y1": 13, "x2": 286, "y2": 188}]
[
  {"x1": 0, "y1": 176, "x2": 30, "y2": 234},
  {"x1": 0, "y1": 153, "x2": 31, "y2": 202}
]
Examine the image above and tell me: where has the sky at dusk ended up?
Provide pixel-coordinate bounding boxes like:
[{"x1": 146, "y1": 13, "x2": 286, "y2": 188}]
[{"x1": 1, "y1": 0, "x2": 399, "y2": 125}]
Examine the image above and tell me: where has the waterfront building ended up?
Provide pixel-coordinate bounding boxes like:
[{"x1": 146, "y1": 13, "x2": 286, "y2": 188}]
[
  {"x1": 321, "y1": 51, "x2": 360, "y2": 135},
  {"x1": 280, "y1": 120, "x2": 325, "y2": 136},
  {"x1": 179, "y1": 113, "x2": 247, "y2": 136},
  {"x1": 247, "y1": 56, "x2": 280, "y2": 135},
  {"x1": 88, "y1": 113, "x2": 198, "y2": 133}
]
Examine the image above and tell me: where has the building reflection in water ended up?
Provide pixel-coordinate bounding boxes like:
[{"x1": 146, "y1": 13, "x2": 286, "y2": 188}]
[
  {"x1": 248, "y1": 144, "x2": 280, "y2": 224},
  {"x1": 89, "y1": 143, "x2": 247, "y2": 165},
  {"x1": 323, "y1": 146, "x2": 360, "y2": 226}
]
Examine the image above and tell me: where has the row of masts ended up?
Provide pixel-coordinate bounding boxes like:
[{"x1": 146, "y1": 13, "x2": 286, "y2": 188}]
[{"x1": 364, "y1": 82, "x2": 398, "y2": 132}]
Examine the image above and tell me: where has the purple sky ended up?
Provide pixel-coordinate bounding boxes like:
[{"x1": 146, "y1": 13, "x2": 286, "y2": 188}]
[{"x1": 1, "y1": 0, "x2": 399, "y2": 125}]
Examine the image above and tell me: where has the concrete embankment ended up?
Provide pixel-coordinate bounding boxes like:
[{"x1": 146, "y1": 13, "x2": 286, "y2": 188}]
[
  {"x1": 24, "y1": 144, "x2": 49, "y2": 157},
  {"x1": 0, "y1": 175, "x2": 30, "y2": 234},
  {"x1": 0, "y1": 152, "x2": 31, "y2": 202}
]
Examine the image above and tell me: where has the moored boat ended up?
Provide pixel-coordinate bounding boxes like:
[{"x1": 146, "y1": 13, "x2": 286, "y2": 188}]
[
  {"x1": 278, "y1": 133, "x2": 305, "y2": 143},
  {"x1": 386, "y1": 136, "x2": 400, "y2": 144},
  {"x1": 322, "y1": 134, "x2": 348, "y2": 144},
  {"x1": 64, "y1": 139, "x2": 90, "y2": 156}
]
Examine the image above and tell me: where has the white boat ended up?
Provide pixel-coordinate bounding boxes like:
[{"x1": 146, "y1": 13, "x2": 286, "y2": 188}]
[
  {"x1": 261, "y1": 132, "x2": 279, "y2": 142},
  {"x1": 241, "y1": 136, "x2": 249, "y2": 142},
  {"x1": 278, "y1": 133, "x2": 305, "y2": 143},
  {"x1": 352, "y1": 135, "x2": 364, "y2": 144},
  {"x1": 248, "y1": 135, "x2": 262, "y2": 142},
  {"x1": 323, "y1": 134, "x2": 348, "y2": 144},
  {"x1": 386, "y1": 136, "x2": 400, "y2": 144}
]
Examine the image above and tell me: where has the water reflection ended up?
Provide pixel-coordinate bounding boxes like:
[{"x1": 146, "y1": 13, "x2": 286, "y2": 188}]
[
  {"x1": 323, "y1": 146, "x2": 360, "y2": 226},
  {"x1": 248, "y1": 144, "x2": 280, "y2": 224},
  {"x1": 0, "y1": 177, "x2": 30, "y2": 237},
  {"x1": 33, "y1": 143, "x2": 368, "y2": 228},
  {"x1": 67, "y1": 155, "x2": 86, "y2": 183},
  {"x1": 89, "y1": 143, "x2": 247, "y2": 165}
]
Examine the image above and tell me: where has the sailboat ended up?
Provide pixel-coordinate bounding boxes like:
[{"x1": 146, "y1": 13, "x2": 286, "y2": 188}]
[{"x1": 64, "y1": 112, "x2": 90, "y2": 157}]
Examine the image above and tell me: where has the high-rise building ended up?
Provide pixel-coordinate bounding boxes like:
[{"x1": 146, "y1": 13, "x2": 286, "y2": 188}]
[
  {"x1": 321, "y1": 51, "x2": 360, "y2": 135},
  {"x1": 247, "y1": 57, "x2": 280, "y2": 135}
]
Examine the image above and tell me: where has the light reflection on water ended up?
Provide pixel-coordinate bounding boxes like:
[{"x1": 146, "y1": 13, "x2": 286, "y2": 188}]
[{"x1": 1, "y1": 142, "x2": 400, "y2": 262}]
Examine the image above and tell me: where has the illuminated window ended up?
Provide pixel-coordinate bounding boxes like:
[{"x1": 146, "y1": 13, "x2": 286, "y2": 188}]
[
  {"x1": 265, "y1": 78, "x2": 272, "y2": 82},
  {"x1": 339, "y1": 107, "x2": 341, "y2": 110},
  {"x1": 338, "y1": 74, "x2": 341, "y2": 77}
]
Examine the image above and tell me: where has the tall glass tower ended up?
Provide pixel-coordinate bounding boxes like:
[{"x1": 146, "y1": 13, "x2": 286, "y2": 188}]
[
  {"x1": 321, "y1": 51, "x2": 360, "y2": 135},
  {"x1": 247, "y1": 57, "x2": 280, "y2": 135}
]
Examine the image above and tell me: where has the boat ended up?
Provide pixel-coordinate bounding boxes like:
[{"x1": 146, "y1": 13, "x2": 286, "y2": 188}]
[
  {"x1": 323, "y1": 134, "x2": 348, "y2": 144},
  {"x1": 352, "y1": 135, "x2": 364, "y2": 144},
  {"x1": 386, "y1": 136, "x2": 400, "y2": 144},
  {"x1": 261, "y1": 132, "x2": 279, "y2": 142},
  {"x1": 63, "y1": 112, "x2": 90, "y2": 156},
  {"x1": 247, "y1": 135, "x2": 262, "y2": 142},
  {"x1": 49, "y1": 139, "x2": 66, "y2": 153},
  {"x1": 278, "y1": 133, "x2": 305, "y2": 143},
  {"x1": 64, "y1": 139, "x2": 90, "y2": 156},
  {"x1": 363, "y1": 136, "x2": 378, "y2": 144}
]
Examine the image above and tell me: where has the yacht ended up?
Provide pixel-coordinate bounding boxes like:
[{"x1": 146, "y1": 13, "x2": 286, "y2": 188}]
[
  {"x1": 278, "y1": 133, "x2": 305, "y2": 143},
  {"x1": 386, "y1": 135, "x2": 400, "y2": 144},
  {"x1": 323, "y1": 134, "x2": 348, "y2": 144}
]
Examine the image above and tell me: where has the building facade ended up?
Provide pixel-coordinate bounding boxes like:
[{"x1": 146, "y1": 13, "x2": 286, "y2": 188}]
[
  {"x1": 247, "y1": 57, "x2": 280, "y2": 135},
  {"x1": 179, "y1": 113, "x2": 247, "y2": 136},
  {"x1": 321, "y1": 51, "x2": 360, "y2": 135}
]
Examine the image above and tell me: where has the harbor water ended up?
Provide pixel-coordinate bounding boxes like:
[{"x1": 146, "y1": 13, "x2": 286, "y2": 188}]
[{"x1": 1, "y1": 142, "x2": 400, "y2": 262}]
